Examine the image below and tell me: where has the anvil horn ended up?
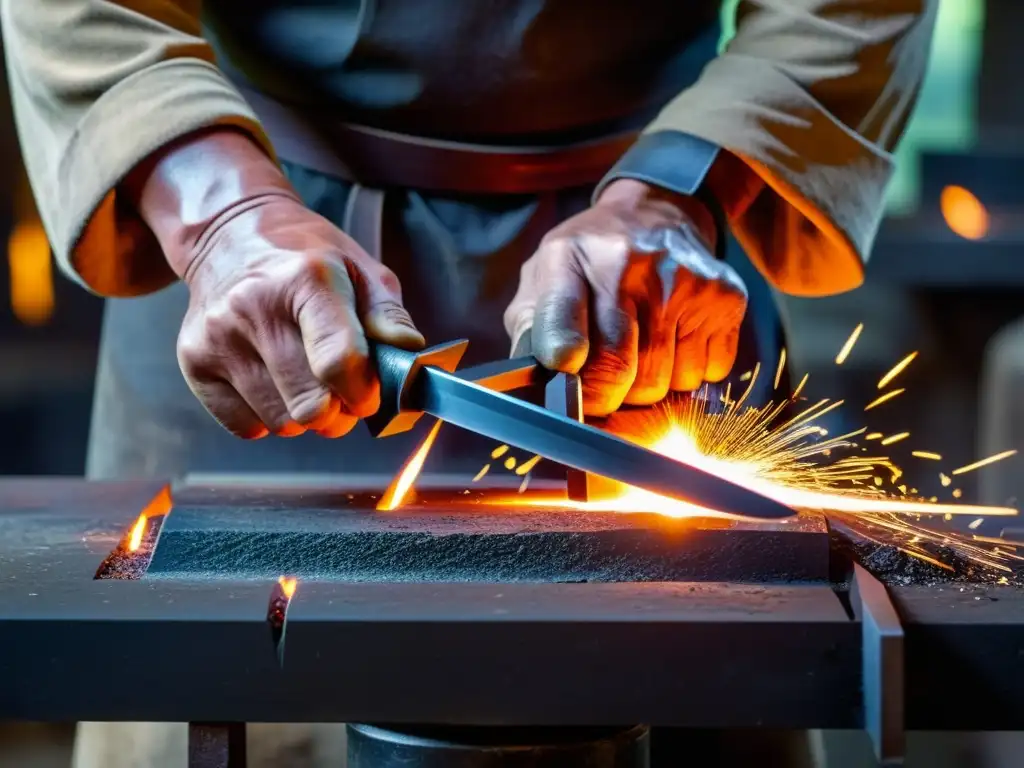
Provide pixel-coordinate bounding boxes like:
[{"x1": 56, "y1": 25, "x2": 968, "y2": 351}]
[{"x1": 365, "y1": 340, "x2": 470, "y2": 437}]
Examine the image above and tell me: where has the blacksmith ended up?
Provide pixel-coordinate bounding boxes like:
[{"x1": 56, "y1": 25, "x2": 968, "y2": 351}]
[{"x1": 2, "y1": 0, "x2": 936, "y2": 765}]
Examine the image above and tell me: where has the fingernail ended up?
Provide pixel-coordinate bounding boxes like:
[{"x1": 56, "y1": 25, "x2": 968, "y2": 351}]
[
  {"x1": 539, "y1": 334, "x2": 589, "y2": 373},
  {"x1": 367, "y1": 314, "x2": 425, "y2": 349}
]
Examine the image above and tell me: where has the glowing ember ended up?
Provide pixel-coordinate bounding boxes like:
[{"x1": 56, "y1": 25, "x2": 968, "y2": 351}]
[
  {"x1": 127, "y1": 516, "x2": 147, "y2": 552},
  {"x1": 278, "y1": 576, "x2": 298, "y2": 599},
  {"x1": 376, "y1": 419, "x2": 443, "y2": 511},
  {"x1": 125, "y1": 486, "x2": 173, "y2": 553}
]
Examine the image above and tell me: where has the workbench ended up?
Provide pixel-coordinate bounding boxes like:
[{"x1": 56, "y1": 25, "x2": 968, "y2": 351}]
[{"x1": 1, "y1": 476, "x2": 1023, "y2": 768}]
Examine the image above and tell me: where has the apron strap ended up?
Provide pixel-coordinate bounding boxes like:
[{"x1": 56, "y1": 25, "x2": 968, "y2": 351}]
[
  {"x1": 232, "y1": 80, "x2": 637, "y2": 196},
  {"x1": 342, "y1": 184, "x2": 386, "y2": 261}
]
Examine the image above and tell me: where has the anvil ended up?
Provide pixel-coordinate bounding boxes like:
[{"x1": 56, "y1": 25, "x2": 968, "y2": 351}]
[{"x1": 3, "y1": 474, "x2": 1024, "y2": 768}]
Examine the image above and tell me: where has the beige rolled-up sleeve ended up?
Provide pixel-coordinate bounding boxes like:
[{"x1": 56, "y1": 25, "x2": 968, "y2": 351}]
[
  {"x1": 646, "y1": 0, "x2": 938, "y2": 297},
  {"x1": 0, "y1": 0, "x2": 275, "y2": 297}
]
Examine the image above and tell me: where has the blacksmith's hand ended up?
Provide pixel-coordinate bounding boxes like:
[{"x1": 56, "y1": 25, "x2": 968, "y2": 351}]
[
  {"x1": 125, "y1": 129, "x2": 425, "y2": 439},
  {"x1": 504, "y1": 178, "x2": 747, "y2": 417}
]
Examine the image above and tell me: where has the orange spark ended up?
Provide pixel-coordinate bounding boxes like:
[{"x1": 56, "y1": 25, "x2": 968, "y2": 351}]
[
  {"x1": 912, "y1": 451, "x2": 942, "y2": 461},
  {"x1": 473, "y1": 464, "x2": 490, "y2": 482},
  {"x1": 864, "y1": 388, "x2": 904, "y2": 411},
  {"x1": 278, "y1": 576, "x2": 298, "y2": 599},
  {"x1": 503, "y1": 456, "x2": 517, "y2": 471},
  {"x1": 515, "y1": 455, "x2": 542, "y2": 476},
  {"x1": 866, "y1": 432, "x2": 883, "y2": 440},
  {"x1": 900, "y1": 547, "x2": 955, "y2": 571},
  {"x1": 501, "y1": 420, "x2": 1013, "y2": 521},
  {"x1": 791, "y1": 373, "x2": 809, "y2": 400},
  {"x1": 491, "y1": 445, "x2": 509, "y2": 459},
  {"x1": 835, "y1": 323, "x2": 863, "y2": 365},
  {"x1": 376, "y1": 419, "x2": 443, "y2": 511},
  {"x1": 877, "y1": 352, "x2": 918, "y2": 389},
  {"x1": 952, "y1": 449, "x2": 1018, "y2": 476},
  {"x1": 774, "y1": 348, "x2": 787, "y2": 390},
  {"x1": 881, "y1": 432, "x2": 910, "y2": 446},
  {"x1": 940, "y1": 185, "x2": 989, "y2": 241}
]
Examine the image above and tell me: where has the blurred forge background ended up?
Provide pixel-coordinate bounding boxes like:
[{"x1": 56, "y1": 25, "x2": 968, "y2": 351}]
[{"x1": 0, "y1": 0, "x2": 1021, "y2": 537}]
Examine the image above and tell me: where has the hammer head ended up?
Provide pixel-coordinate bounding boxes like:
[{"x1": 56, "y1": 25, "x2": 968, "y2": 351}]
[{"x1": 364, "y1": 339, "x2": 469, "y2": 438}]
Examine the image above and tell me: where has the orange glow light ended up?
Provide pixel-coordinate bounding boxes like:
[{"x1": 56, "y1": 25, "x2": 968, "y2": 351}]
[
  {"x1": 125, "y1": 486, "x2": 174, "y2": 553},
  {"x1": 377, "y1": 419, "x2": 443, "y2": 511},
  {"x1": 940, "y1": 185, "x2": 989, "y2": 241},
  {"x1": 127, "y1": 515, "x2": 148, "y2": 552},
  {"x1": 278, "y1": 576, "x2": 298, "y2": 600},
  {"x1": 8, "y1": 221, "x2": 54, "y2": 326},
  {"x1": 501, "y1": 424, "x2": 1015, "y2": 521}
]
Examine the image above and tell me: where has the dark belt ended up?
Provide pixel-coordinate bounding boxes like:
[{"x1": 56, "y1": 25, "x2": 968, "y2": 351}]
[{"x1": 234, "y1": 82, "x2": 638, "y2": 259}]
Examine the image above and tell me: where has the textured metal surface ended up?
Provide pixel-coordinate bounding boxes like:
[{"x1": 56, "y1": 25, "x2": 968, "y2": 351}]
[
  {"x1": 188, "y1": 723, "x2": 247, "y2": 768},
  {"x1": 144, "y1": 501, "x2": 830, "y2": 583},
  {"x1": 3, "y1": 478, "x2": 1024, "y2": 731},
  {"x1": 347, "y1": 724, "x2": 650, "y2": 768},
  {"x1": 895, "y1": 583, "x2": 1024, "y2": 731},
  {"x1": 404, "y1": 357, "x2": 793, "y2": 520},
  {"x1": 853, "y1": 564, "x2": 905, "y2": 766}
]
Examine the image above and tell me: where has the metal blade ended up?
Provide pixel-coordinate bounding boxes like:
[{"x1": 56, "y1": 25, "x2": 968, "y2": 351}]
[{"x1": 406, "y1": 365, "x2": 795, "y2": 520}]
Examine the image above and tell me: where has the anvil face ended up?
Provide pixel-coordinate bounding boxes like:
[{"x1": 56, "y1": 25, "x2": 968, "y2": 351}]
[{"x1": 98, "y1": 479, "x2": 826, "y2": 584}]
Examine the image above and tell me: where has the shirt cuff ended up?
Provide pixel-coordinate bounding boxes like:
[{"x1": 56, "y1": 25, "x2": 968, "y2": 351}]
[{"x1": 593, "y1": 131, "x2": 727, "y2": 259}]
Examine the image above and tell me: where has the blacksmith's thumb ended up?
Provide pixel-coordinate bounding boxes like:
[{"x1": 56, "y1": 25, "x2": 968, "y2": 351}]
[{"x1": 360, "y1": 276, "x2": 426, "y2": 351}]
